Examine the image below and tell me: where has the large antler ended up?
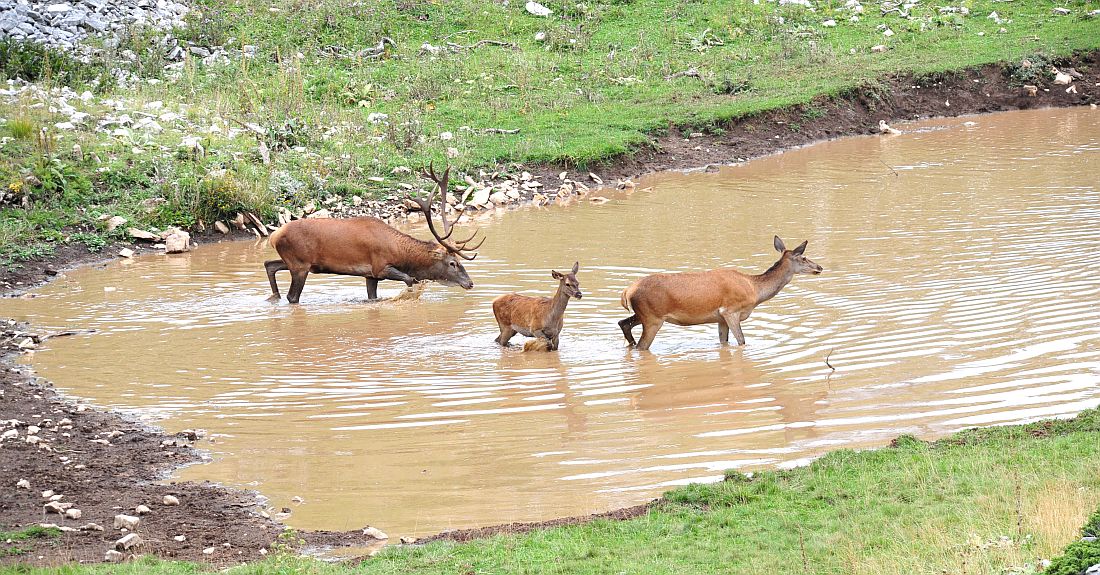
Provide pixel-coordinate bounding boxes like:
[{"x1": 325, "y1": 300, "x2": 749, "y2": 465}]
[{"x1": 410, "y1": 162, "x2": 484, "y2": 260}]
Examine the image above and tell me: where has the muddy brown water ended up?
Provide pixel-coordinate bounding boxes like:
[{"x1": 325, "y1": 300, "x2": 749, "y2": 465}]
[{"x1": 7, "y1": 108, "x2": 1100, "y2": 539}]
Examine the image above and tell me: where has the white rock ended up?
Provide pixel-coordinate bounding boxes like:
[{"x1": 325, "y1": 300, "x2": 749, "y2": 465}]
[
  {"x1": 214, "y1": 221, "x2": 230, "y2": 234},
  {"x1": 489, "y1": 191, "x2": 509, "y2": 205},
  {"x1": 173, "y1": 535, "x2": 186, "y2": 542},
  {"x1": 2, "y1": 429, "x2": 17, "y2": 440},
  {"x1": 113, "y1": 514, "x2": 140, "y2": 530},
  {"x1": 446, "y1": 146, "x2": 461, "y2": 159},
  {"x1": 118, "y1": 248, "x2": 134, "y2": 259},
  {"x1": 1053, "y1": 71, "x2": 1073, "y2": 85},
  {"x1": 104, "y1": 549, "x2": 124, "y2": 562},
  {"x1": 871, "y1": 45, "x2": 888, "y2": 53},
  {"x1": 203, "y1": 546, "x2": 215, "y2": 555},
  {"x1": 105, "y1": 215, "x2": 127, "y2": 231},
  {"x1": 164, "y1": 231, "x2": 191, "y2": 254},
  {"x1": 27, "y1": 425, "x2": 39, "y2": 435},
  {"x1": 534, "y1": 31, "x2": 546, "y2": 41},
  {"x1": 65, "y1": 508, "x2": 82, "y2": 520},
  {"x1": 42, "y1": 490, "x2": 55, "y2": 498},
  {"x1": 163, "y1": 495, "x2": 180, "y2": 506},
  {"x1": 128, "y1": 228, "x2": 158, "y2": 241},
  {"x1": 308, "y1": 209, "x2": 332, "y2": 219},
  {"x1": 822, "y1": 19, "x2": 836, "y2": 27},
  {"x1": 135, "y1": 505, "x2": 152, "y2": 515},
  {"x1": 362, "y1": 526, "x2": 389, "y2": 539},
  {"x1": 882, "y1": 28, "x2": 894, "y2": 37},
  {"x1": 439, "y1": 131, "x2": 454, "y2": 141},
  {"x1": 115, "y1": 533, "x2": 142, "y2": 550},
  {"x1": 54, "y1": 122, "x2": 75, "y2": 131},
  {"x1": 367, "y1": 112, "x2": 388, "y2": 124},
  {"x1": 525, "y1": 1, "x2": 552, "y2": 17},
  {"x1": 16, "y1": 479, "x2": 30, "y2": 489}
]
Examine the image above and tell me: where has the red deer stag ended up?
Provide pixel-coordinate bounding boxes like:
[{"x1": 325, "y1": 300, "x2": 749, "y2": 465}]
[
  {"x1": 264, "y1": 163, "x2": 484, "y2": 303},
  {"x1": 492, "y1": 262, "x2": 582, "y2": 351},
  {"x1": 619, "y1": 236, "x2": 822, "y2": 351}
]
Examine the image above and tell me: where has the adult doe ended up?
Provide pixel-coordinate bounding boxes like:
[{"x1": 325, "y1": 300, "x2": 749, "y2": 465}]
[
  {"x1": 618, "y1": 236, "x2": 822, "y2": 351},
  {"x1": 492, "y1": 262, "x2": 582, "y2": 351},
  {"x1": 264, "y1": 163, "x2": 484, "y2": 303}
]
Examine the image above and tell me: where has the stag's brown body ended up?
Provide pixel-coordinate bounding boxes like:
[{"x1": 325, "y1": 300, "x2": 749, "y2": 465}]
[
  {"x1": 493, "y1": 263, "x2": 582, "y2": 351},
  {"x1": 265, "y1": 163, "x2": 481, "y2": 303},
  {"x1": 619, "y1": 236, "x2": 822, "y2": 351}
]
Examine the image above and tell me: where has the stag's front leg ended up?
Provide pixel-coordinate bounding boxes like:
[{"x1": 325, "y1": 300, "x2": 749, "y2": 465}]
[
  {"x1": 380, "y1": 266, "x2": 417, "y2": 287},
  {"x1": 365, "y1": 278, "x2": 379, "y2": 300}
]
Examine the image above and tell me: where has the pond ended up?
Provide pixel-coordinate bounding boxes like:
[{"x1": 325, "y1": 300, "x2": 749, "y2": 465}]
[{"x1": 7, "y1": 107, "x2": 1100, "y2": 538}]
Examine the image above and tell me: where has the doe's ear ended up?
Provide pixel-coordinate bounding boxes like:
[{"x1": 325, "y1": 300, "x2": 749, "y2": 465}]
[
  {"x1": 571, "y1": 261, "x2": 580, "y2": 275},
  {"x1": 773, "y1": 235, "x2": 786, "y2": 253},
  {"x1": 551, "y1": 270, "x2": 563, "y2": 279},
  {"x1": 792, "y1": 240, "x2": 808, "y2": 256}
]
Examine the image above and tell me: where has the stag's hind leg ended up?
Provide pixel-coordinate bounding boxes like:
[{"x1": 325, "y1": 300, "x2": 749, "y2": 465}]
[
  {"x1": 265, "y1": 259, "x2": 288, "y2": 301},
  {"x1": 286, "y1": 269, "x2": 310, "y2": 304},
  {"x1": 618, "y1": 314, "x2": 640, "y2": 346},
  {"x1": 636, "y1": 318, "x2": 664, "y2": 352}
]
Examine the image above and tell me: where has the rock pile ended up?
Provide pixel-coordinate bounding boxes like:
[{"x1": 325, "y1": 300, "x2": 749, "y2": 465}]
[{"x1": 0, "y1": 0, "x2": 188, "y2": 51}]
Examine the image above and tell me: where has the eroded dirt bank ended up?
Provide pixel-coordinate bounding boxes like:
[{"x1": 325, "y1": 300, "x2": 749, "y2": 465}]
[{"x1": 0, "y1": 51, "x2": 1097, "y2": 566}]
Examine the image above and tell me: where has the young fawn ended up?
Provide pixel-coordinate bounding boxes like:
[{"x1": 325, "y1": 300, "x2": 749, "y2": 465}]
[
  {"x1": 619, "y1": 236, "x2": 822, "y2": 351},
  {"x1": 492, "y1": 262, "x2": 582, "y2": 351}
]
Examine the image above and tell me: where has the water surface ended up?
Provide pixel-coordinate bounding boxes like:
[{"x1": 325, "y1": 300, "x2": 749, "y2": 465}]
[{"x1": 8, "y1": 107, "x2": 1100, "y2": 537}]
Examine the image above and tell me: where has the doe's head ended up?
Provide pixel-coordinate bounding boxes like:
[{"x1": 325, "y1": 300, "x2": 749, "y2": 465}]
[
  {"x1": 774, "y1": 236, "x2": 823, "y2": 275},
  {"x1": 551, "y1": 261, "x2": 583, "y2": 299}
]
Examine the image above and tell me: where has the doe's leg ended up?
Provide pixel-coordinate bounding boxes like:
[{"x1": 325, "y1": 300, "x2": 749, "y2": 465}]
[
  {"x1": 636, "y1": 318, "x2": 664, "y2": 351},
  {"x1": 618, "y1": 314, "x2": 640, "y2": 346},
  {"x1": 720, "y1": 311, "x2": 746, "y2": 346}
]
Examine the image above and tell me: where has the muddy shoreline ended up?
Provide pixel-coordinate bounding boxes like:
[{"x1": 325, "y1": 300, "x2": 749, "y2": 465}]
[{"x1": 1, "y1": 51, "x2": 1097, "y2": 566}]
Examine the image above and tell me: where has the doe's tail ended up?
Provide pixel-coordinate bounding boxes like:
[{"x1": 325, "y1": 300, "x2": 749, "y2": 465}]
[{"x1": 620, "y1": 283, "x2": 636, "y2": 312}]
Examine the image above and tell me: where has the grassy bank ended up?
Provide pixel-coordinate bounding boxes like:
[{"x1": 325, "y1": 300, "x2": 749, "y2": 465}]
[
  {"x1": 1, "y1": 0, "x2": 1098, "y2": 268},
  {"x1": 9, "y1": 408, "x2": 1100, "y2": 574}
]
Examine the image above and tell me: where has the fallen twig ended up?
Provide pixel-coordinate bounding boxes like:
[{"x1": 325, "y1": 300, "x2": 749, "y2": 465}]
[
  {"x1": 42, "y1": 329, "x2": 97, "y2": 340},
  {"x1": 879, "y1": 160, "x2": 899, "y2": 178},
  {"x1": 824, "y1": 349, "x2": 836, "y2": 371},
  {"x1": 445, "y1": 39, "x2": 518, "y2": 51}
]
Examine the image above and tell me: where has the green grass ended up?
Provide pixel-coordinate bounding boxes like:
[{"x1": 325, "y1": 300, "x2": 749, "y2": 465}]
[
  {"x1": 1, "y1": 0, "x2": 1099, "y2": 262},
  {"x1": 8, "y1": 409, "x2": 1100, "y2": 575},
  {"x1": 0, "y1": 526, "x2": 60, "y2": 558}
]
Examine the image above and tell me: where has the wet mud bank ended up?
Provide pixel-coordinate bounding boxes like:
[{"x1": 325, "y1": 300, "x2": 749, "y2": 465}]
[
  {"x1": 0, "y1": 325, "x2": 380, "y2": 566},
  {"x1": 0, "y1": 51, "x2": 1098, "y2": 566}
]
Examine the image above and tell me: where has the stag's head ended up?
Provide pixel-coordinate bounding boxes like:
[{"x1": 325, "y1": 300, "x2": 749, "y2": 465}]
[
  {"x1": 774, "y1": 236, "x2": 822, "y2": 275},
  {"x1": 411, "y1": 162, "x2": 485, "y2": 290},
  {"x1": 552, "y1": 262, "x2": 583, "y2": 300}
]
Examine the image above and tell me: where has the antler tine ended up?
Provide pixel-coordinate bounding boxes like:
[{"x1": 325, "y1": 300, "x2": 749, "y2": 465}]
[
  {"x1": 420, "y1": 161, "x2": 457, "y2": 240},
  {"x1": 454, "y1": 230, "x2": 485, "y2": 252}
]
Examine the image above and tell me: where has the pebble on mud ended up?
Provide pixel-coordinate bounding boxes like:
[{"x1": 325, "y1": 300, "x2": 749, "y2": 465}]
[
  {"x1": 118, "y1": 248, "x2": 135, "y2": 258},
  {"x1": 135, "y1": 504, "x2": 152, "y2": 515},
  {"x1": 362, "y1": 526, "x2": 389, "y2": 540},
  {"x1": 115, "y1": 533, "x2": 142, "y2": 550},
  {"x1": 163, "y1": 494, "x2": 180, "y2": 506},
  {"x1": 16, "y1": 479, "x2": 30, "y2": 489},
  {"x1": 65, "y1": 508, "x2": 82, "y2": 520},
  {"x1": 164, "y1": 230, "x2": 191, "y2": 254},
  {"x1": 104, "y1": 549, "x2": 124, "y2": 562},
  {"x1": 113, "y1": 514, "x2": 140, "y2": 530}
]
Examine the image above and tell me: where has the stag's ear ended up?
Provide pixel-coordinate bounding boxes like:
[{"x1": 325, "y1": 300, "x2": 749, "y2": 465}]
[
  {"x1": 774, "y1": 235, "x2": 786, "y2": 253},
  {"x1": 571, "y1": 262, "x2": 579, "y2": 275},
  {"x1": 792, "y1": 240, "x2": 807, "y2": 256},
  {"x1": 551, "y1": 270, "x2": 563, "y2": 279},
  {"x1": 430, "y1": 246, "x2": 447, "y2": 260}
]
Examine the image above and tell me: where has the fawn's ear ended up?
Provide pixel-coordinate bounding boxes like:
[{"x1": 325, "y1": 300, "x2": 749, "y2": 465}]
[
  {"x1": 774, "y1": 235, "x2": 786, "y2": 253},
  {"x1": 551, "y1": 270, "x2": 563, "y2": 279},
  {"x1": 792, "y1": 240, "x2": 808, "y2": 256},
  {"x1": 571, "y1": 261, "x2": 579, "y2": 274}
]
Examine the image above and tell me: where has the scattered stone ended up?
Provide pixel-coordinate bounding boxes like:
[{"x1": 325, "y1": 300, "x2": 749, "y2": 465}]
[
  {"x1": 42, "y1": 490, "x2": 55, "y2": 499},
  {"x1": 163, "y1": 494, "x2": 180, "y2": 506},
  {"x1": 135, "y1": 504, "x2": 152, "y2": 515},
  {"x1": 822, "y1": 19, "x2": 836, "y2": 27},
  {"x1": 871, "y1": 44, "x2": 888, "y2": 53},
  {"x1": 1066, "y1": 85, "x2": 1078, "y2": 94},
  {"x1": 1086, "y1": 564, "x2": 1100, "y2": 575},
  {"x1": 115, "y1": 533, "x2": 142, "y2": 550},
  {"x1": 202, "y1": 546, "x2": 215, "y2": 555},
  {"x1": 588, "y1": 172, "x2": 603, "y2": 185},
  {"x1": 105, "y1": 216, "x2": 127, "y2": 231},
  {"x1": 1052, "y1": 7, "x2": 1070, "y2": 15},
  {"x1": 1024, "y1": 85, "x2": 1039, "y2": 97},
  {"x1": 400, "y1": 536, "x2": 417, "y2": 545},
  {"x1": 1053, "y1": 71, "x2": 1073, "y2": 85},
  {"x1": 524, "y1": 1, "x2": 552, "y2": 17},
  {"x1": 214, "y1": 221, "x2": 230, "y2": 235},
  {"x1": 878, "y1": 120, "x2": 901, "y2": 135},
  {"x1": 104, "y1": 549, "x2": 124, "y2": 562},
  {"x1": 65, "y1": 508, "x2": 82, "y2": 520},
  {"x1": 113, "y1": 514, "x2": 140, "y2": 530},
  {"x1": 16, "y1": 479, "x2": 30, "y2": 489},
  {"x1": 118, "y1": 248, "x2": 134, "y2": 258},
  {"x1": 366, "y1": 112, "x2": 388, "y2": 124},
  {"x1": 78, "y1": 523, "x2": 104, "y2": 531},
  {"x1": 127, "y1": 228, "x2": 158, "y2": 241},
  {"x1": 164, "y1": 230, "x2": 190, "y2": 253},
  {"x1": 173, "y1": 535, "x2": 186, "y2": 542},
  {"x1": 44, "y1": 501, "x2": 66, "y2": 514},
  {"x1": 362, "y1": 526, "x2": 389, "y2": 540}
]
